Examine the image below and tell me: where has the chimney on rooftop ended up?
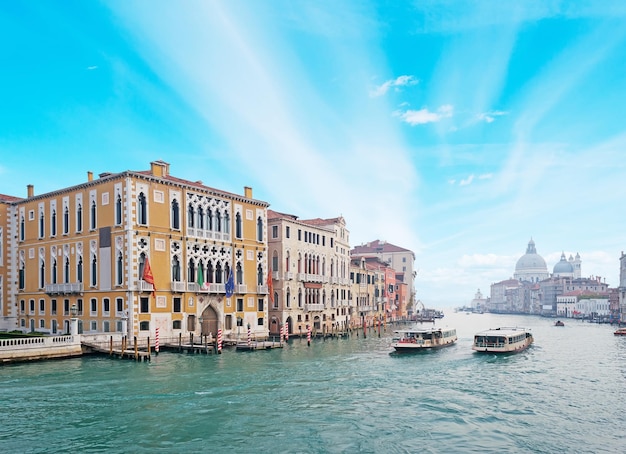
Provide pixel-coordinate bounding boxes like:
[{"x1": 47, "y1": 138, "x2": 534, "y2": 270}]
[
  {"x1": 150, "y1": 160, "x2": 170, "y2": 177},
  {"x1": 27, "y1": 184, "x2": 34, "y2": 198},
  {"x1": 244, "y1": 186, "x2": 252, "y2": 199},
  {"x1": 87, "y1": 171, "x2": 93, "y2": 182}
]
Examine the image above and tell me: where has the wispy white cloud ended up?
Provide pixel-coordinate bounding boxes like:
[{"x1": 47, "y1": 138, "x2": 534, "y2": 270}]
[
  {"x1": 448, "y1": 173, "x2": 492, "y2": 186},
  {"x1": 369, "y1": 75, "x2": 418, "y2": 97},
  {"x1": 86, "y1": 66, "x2": 98, "y2": 70},
  {"x1": 394, "y1": 104, "x2": 453, "y2": 125},
  {"x1": 477, "y1": 110, "x2": 507, "y2": 123}
]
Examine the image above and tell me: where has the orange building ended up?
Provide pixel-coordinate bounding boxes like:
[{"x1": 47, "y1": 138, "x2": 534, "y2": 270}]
[{"x1": 0, "y1": 161, "x2": 270, "y2": 342}]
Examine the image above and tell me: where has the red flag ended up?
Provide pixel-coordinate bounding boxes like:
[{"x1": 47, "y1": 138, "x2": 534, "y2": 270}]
[
  {"x1": 143, "y1": 257, "x2": 156, "y2": 297},
  {"x1": 267, "y1": 268, "x2": 274, "y2": 303}
]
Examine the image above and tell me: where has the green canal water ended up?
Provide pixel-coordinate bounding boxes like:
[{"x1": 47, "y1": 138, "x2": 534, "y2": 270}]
[{"x1": 1, "y1": 311, "x2": 625, "y2": 453}]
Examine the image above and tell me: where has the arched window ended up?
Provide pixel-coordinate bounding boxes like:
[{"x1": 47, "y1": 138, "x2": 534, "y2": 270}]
[
  {"x1": 197, "y1": 206, "x2": 204, "y2": 230},
  {"x1": 77, "y1": 256, "x2": 83, "y2": 283},
  {"x1": 257, "y1": 216, "x2": 263, "y2": 241},
  {"x1": 116, "y1": 251, "x2": 123, "y2": 285},
  {"x1": 215, "y1": 262, "x2": 223, "y2": 284},
  {"x1": 298, "y1": 289, "x2": 302, "y2": 308},
  {"x1": 51, "y1": 209, "x2": 57, "y2": 236},
  {"x1": 64, "y1": 257, "x2": 70, "y2": 283},
  {"x1": 171, "y1": 199, "x2": 180, "y2": 230},
  {"x1": 90, "y1": 201, "x2": 97, "y2": 230},
  {"x1": 40, "y1": 260, "x2": 45, "y2": 289},
  {"x1": 91, "y1": 255, "x2": 97, "y2": 286},
  {"x1": 138, "y1": 253, "x2": 146, "y2": 279},
  {"x1": 188, "y1": 258, "x2": 195, "y2": 283},
  {"x1": 52, "y1": 258, "x2": 57, "y2": 284},
  {"x1": 63, "y1": 206, "x2": 69, "y2": 234},
  {"x1": 188, "y1": 204, "x2": 195, "y2": 228},
  {"x1": 257, "y1": 264, "x2": 263, "y2": 286},
  {"x1": 19, "y1": 262, "x2": 25, "y2": 289},
  {"x1": 207, "y1": 261, "x2": 215, "y2": 284},
  {"x1": 115, "y1": 194, "x2": 122, "y2": 225},
  {"x1": 286, "y1": 289, "x2": 291, "y2": 308},
  {"x1": 235, "y1": 212, "x2": 242, "y2": 238},
  {"x1": 272, "y1": 251, "x2": 279, "y2": 274},
  {"x1": 137, "y1": 192, "x2": 147, "y2": 225},
  {"x1": 20, "y1": 215, "x2": 25, "y2": 241},
  {"x1": 215, "y1": 210, "x2": 221, "y2": 232},
  {"x1": 172, "y1": 256, "x2": 180, "y2": 281},
  {"x1": 223, "y1": 211, "x2": 230, "y2": 234},
  {"x1": 39, "y1": 212, "x2": 44, "y2": 238},
  {"x1": 76, "y1": 203, "x2": 82, "y2": 232},
  {"x1": 236, "y1": 262, "x2": 243, "y2": 285},
  {"x1": 207, "y1": 208, "x2": 213, "y2": 231}
]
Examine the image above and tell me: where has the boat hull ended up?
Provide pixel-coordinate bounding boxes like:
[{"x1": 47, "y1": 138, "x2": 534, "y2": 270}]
[
  {"x1": 391, "y1": 328, "x2": 457, "y2": 353},
  {"x1": 392, "y1": 340, "x2": 456, "y2": 352},
  {"x1": 472, "y1": 327, "x2": 533, "y2": 354},
  {"x1": 472, "y1": 339, "x2": 533, "y2": 354}
]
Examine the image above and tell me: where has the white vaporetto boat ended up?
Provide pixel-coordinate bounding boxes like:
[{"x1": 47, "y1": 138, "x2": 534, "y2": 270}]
[
  {"x1": 472, "y1": 327, "x2": 533, "y2": 354},
  {"x1": 391, "y1": 327, "x2": 457, "y2": 352}
]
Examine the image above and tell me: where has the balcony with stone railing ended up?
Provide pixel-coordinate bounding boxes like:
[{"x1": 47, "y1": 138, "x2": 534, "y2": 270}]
[
  {"x1": 138, "y1": 280, "x2": 155, "y2": 293},
  {"x1": 44, "y1": 282, "x2": 84, "y2": 295},
  {"x1": 305, "y1": 303, "x2": 325, "y2": 312}
]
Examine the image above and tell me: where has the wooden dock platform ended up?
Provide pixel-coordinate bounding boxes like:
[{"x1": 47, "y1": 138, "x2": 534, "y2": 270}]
[
  {"x1": 236, "y1": 341, "x2": 283, "y2": 351},
  {"x1": 82, "y1": 341, "x2": 151, "y2": 362}
]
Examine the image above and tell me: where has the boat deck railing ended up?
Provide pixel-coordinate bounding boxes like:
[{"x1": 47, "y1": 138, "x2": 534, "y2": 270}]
[{"x1": 474, "y1": 341, "x2": 506, "y2": 349}]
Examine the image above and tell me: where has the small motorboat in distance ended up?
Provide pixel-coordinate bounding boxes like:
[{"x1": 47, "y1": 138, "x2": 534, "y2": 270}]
[
  {"x1": 391, "y1": 327, "x2": 457, "y2": 352},
  {"x1": 472, "y1": 327, "x2": 533, "y2": 354},
  {"x1": 614, "y1": 327, "x2": 626, "y2": 336},
  {"x1": 555, "y1": 320, "x2": 564, "y2": 327}
]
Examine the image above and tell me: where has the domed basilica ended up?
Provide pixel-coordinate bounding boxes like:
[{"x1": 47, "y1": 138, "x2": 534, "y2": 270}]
[{"x1": 514, "y1": 238, "x2": 581, "y2": 283}]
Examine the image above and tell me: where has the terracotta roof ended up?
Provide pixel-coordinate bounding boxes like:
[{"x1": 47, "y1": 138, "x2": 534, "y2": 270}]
[
  {"x1": 0, "y1": 193, "x2": 23, "y2": 202},
  {"x1": 300, "y1": 216, "x2": 343, "y2": 226},
  {"x1": 267, "y1": 209, "x2": 299, "y2": 221},
  {"x1": 134, "y1": 171, "x2": 251, "y2": 200},
  {"x1": 351, "y1": 239, "x2": 411, "y2": 254}
]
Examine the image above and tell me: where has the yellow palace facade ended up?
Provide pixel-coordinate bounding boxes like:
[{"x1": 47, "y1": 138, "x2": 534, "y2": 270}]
[{"x1": 0, "y1": 160, "x2": 270, "y2": 341}]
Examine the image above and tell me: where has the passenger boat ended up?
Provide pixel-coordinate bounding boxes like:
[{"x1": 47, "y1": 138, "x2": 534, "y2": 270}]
[
  {"x1": 614, "y1": 327, "x2": 626, "y2": 336},
  {"x1": 391, "y1": 327, "x2": 457, "y2": 352},
  {"x1": 472, "y1": 327, "x2": 533, "y2": 354},
  {"x1": 555, "y1": 320, "x2": 564, "y2": 327}
]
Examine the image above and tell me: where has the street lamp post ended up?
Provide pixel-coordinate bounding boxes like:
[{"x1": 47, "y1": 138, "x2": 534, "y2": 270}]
[{"x1": 70, "y1": 303, "x2": 79, "y2": 337}]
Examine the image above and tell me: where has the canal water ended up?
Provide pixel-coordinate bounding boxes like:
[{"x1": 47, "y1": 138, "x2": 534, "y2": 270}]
[{"x1": 1, "y1": 311, "x2": 625, "y2": 453}]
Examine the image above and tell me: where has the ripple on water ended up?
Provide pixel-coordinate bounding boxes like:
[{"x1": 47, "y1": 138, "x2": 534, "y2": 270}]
[{"x1": 1, "y1": 313, "x2": 625, "y2": 453}]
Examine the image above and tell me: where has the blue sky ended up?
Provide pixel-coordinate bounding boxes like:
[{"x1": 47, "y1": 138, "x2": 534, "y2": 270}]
[{"x1": 2, "y1": 1, "x2": 626, "y2": 307}]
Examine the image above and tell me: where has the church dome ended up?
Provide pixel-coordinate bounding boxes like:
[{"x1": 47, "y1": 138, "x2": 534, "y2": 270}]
[
  {"x1": 553, "y1": 252, "x2": 574, "y2": 274},
  {"x1": 515, "y1": 239, "x2": 547, "y2": 271}
]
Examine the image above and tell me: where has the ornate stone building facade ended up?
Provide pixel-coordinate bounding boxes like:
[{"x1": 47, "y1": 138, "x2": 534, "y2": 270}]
[
  {"x1": 267, "y1": 210, "x2": 352, "y2": 336},
  {"x1": 0, "y1": 161, "x2": 270, "y2": 341}
]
